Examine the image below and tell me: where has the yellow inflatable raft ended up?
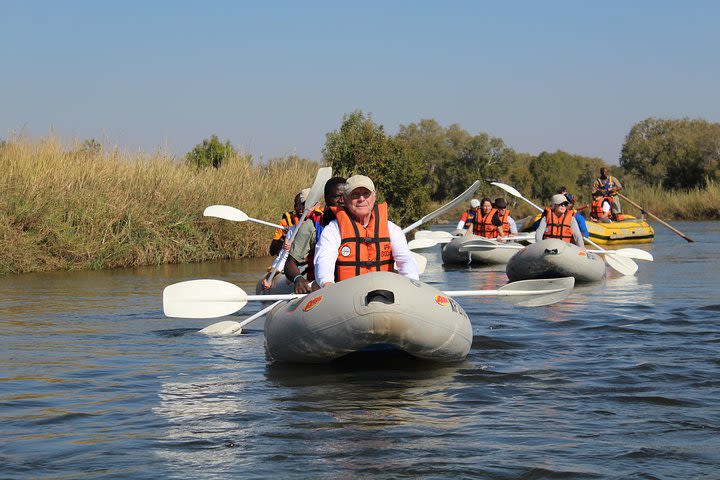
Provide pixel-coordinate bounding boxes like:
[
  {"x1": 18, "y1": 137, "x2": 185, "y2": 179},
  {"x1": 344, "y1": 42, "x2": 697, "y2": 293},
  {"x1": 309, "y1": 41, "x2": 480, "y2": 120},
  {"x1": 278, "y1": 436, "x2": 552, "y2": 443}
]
[{"x1": 520, "y1": 214, "x2": 654, "y2": 245}]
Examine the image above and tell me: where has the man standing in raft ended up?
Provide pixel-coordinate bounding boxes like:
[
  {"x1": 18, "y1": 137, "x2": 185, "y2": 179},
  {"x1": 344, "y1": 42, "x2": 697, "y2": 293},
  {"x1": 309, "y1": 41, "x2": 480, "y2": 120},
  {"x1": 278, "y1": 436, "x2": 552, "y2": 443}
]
[
  {"x1": 534, "y1": 194, "x2": 586, "y2": 249},
  {"x1": 314, "y1": 175, "x2": 419, "y2": 287},
  {"x1": 593, "y1": 167, "x2": 623, "y2": 216}
]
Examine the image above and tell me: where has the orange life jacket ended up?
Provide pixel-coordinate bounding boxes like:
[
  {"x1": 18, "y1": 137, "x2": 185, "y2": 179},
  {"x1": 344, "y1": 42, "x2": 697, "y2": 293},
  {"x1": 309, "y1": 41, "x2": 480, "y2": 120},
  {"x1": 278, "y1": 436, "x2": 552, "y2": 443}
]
[
  {"x1": 590, "y1": 197, "x2": 611, "y2": 221},
  {"x1": 334, "y1": 203, "x2": 394, "y2": 282},
  {"x1": 272, "y1": 211, "x2": 299, "y2": 241},
  {"x1": 473, "y1": 208, "x2": 509, "y2": 238},
  {"x1": 542, "y1": 208, "x2": 574, "y2": 242}
]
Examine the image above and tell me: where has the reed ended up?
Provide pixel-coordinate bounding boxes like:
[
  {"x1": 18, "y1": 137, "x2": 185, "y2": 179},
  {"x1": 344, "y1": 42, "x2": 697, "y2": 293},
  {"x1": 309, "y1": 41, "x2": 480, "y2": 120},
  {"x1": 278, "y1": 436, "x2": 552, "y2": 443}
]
[{"x1": 0, "y1": 136, "x2": 317, "y2": 274}]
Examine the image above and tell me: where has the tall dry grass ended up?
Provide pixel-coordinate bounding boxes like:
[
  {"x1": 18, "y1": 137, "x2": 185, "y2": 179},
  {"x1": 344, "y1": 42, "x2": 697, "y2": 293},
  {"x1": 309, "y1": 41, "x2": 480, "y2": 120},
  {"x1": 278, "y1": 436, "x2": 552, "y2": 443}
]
[{"x1": 0, "y1": 136, "x2": 318, "y2": 274}]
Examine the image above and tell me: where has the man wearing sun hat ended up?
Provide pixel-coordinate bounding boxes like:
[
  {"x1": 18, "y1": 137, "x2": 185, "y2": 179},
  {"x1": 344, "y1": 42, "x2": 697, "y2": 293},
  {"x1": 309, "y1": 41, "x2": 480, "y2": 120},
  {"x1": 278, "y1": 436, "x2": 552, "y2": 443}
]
[
  {"x1": 456, "y1": 198, "x2": 481, "y2": 230},
  {"x1": 314, "y1": 174, "x2": 419, "y2": 287},
  {"x1": 534, "y1": 193, "x2": 585, "y2": 248}
]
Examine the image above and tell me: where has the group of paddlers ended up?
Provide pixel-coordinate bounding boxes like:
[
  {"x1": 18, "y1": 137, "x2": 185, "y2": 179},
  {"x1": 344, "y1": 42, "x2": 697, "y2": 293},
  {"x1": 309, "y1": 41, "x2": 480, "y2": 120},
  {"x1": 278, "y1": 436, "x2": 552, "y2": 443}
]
[
  {"x1": 456, "y1": 168, "x2": 626, "y2": 250},
  {"x1": 262, "y1": 175, "x2": 417, "y2": 294},
  {"x1": 262, "y1": 168, "x2": 625, "y2": 292}
]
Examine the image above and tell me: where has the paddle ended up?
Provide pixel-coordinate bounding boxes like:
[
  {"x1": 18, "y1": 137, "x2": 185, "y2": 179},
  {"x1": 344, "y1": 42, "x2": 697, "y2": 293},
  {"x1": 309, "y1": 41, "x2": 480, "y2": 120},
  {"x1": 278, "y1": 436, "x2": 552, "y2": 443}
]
[
  {"x1": 203, "y1": 205, "x2": 284, "y2": 229},
  {"x1": 401, "y1": 181, "x2": 481, "y2": 234},
  {"x1": 617, "y1": 193, "x2": 695, "y2": 243},
  {"x1": 491, "y1": 181, "x2": 640, "y2": 276},
  {"x1": 198, "y1": 300, "x2": 285, "y2": 336},
  {"x1": 458, "y1": 238, "x2": 654, "y2": 261},
  {"x1": 163, "y1": 276, "x2": 575, "y2": 320},
  {"x1": 263, "y1": 167, "x2": 333, "y2": 283}
]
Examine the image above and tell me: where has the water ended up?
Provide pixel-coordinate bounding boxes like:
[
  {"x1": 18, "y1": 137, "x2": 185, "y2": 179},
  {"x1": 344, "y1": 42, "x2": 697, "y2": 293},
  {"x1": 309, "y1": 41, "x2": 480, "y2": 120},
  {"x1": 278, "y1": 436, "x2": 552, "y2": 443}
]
[{"x1": 1, "y1": 222, "x2": 719, "y2": 479}]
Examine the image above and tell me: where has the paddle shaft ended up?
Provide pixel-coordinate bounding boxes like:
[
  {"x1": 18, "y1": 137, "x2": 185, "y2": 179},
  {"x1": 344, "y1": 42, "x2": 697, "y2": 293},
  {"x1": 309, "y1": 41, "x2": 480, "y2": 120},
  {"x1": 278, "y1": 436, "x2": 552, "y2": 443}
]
[{"x1": 617, "y1": 193, "x2": 695, "y2": 242}]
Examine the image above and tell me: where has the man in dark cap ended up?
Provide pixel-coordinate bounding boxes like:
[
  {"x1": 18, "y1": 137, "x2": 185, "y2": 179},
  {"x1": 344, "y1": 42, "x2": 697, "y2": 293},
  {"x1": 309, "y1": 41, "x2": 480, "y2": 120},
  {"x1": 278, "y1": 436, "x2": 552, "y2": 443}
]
[{"x1": 491, "y1": 197, "x2": 518, "y2": 239}]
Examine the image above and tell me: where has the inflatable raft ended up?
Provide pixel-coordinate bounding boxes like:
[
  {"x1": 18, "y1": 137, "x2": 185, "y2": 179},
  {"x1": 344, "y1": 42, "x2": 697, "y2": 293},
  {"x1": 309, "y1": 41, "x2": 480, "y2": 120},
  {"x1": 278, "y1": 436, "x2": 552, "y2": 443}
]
[
  {"x1": 585, "y1": 215, "x2": 654, "y2": 245},
  {"x1": 520, "y1": 213, "x2": 654, "y2": 245},
  {"x1": 506, "y1": 238, "x2": 606, "y2": 283},
  {"x1": 442, "y1": 230, "x2": 520, "y2": 265},
  {"x1": 264, "y1": 271, "x2": 473, "y2": 364}
]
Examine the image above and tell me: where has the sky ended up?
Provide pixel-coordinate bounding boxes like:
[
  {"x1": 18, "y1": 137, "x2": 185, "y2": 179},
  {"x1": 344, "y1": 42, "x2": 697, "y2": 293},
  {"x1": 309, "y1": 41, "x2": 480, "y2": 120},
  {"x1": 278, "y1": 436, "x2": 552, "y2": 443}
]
[{"x1": 2, "y1": 1, "x2": 719, "y2": 164}]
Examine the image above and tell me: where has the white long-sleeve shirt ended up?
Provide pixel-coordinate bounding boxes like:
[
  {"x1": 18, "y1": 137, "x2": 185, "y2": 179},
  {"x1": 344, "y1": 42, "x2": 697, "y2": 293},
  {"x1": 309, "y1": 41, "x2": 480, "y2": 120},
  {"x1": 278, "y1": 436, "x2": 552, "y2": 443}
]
[{"x1": 314, "y1": 219, "x2": 419, "y2": 287}]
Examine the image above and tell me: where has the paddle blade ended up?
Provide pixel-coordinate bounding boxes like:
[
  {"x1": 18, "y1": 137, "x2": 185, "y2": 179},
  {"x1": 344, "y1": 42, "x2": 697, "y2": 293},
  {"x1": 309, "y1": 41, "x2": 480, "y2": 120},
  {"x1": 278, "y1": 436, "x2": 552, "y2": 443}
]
[
  {"x1": 198, "y1": 320, "x2": 244, "y2": 336},
  {"x1": 614, "y1": 248, "x2": 654, "y2": 261},
  {"x1": 163, "y1": 279, "x2": 248, "y2": 319},
  {"x1": 414, "y1": 230, "x2": 454, "y2": 241},
  {"x1": 604, "y1": 253, "x2": 638, "y2": 276},
  {"x1": 203, "y1": 205, "x2": 249, "y2": 222},
  {"x1": 305, "y1": 167, "x2": 333, "y2": 208},
  {"x1": 498, "y1": 276, "x2": 575, "y2": 307},
  {"x1": 408, "y1": 238, "x2": 438, "y2": 250},
  {"x1": 413, "y1": 252, "x2": 427, "y2": 274}
]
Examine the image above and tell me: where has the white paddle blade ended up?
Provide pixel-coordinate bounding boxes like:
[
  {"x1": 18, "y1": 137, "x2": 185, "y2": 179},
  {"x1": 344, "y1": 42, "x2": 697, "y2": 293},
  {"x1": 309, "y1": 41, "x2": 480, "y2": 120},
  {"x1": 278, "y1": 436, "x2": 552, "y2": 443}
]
[
  {"x1": 604, "y1": 253, "x2": 638, "y2": 276},
  {"x1": 395, "y1": 252, "x2": 427, "y2": 275},
  {"x1": 203, "y1": 205, "x2": 249, "y2": 222},
  {"x1": 402, "y1": 180, "x2": 481, "y2": 233},
  {"x1": 408, "y1": 238, "x2": 438, "y2": 250},
  {"x1": 414, "y1": 230, "x2": 454, "y2": 241},
  {"x1": 305, "y1": 167, "x2": 333, "y2": 208},
  {"x1": 163, "y1": 279, "x2": 248, "y2": 319},
  {"x1": 199, "y1": 320, "x2": 244, "y2": 336},
  {"x1": 498, "y1": 277, "x2": 575, "y2": 306},
  {"x1": 613, "y1": 248, "x2": 654, "y2": 261},
  {"x1": 443, "y1": 277, "x2": 574, "y2": 307}
]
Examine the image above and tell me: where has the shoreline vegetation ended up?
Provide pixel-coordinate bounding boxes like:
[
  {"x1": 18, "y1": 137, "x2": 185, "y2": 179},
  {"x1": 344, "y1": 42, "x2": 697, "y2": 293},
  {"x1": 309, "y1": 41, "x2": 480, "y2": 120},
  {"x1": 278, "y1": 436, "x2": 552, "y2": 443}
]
[{"x1": 2, "y1": 135, "x2": 719, "y2": 275}]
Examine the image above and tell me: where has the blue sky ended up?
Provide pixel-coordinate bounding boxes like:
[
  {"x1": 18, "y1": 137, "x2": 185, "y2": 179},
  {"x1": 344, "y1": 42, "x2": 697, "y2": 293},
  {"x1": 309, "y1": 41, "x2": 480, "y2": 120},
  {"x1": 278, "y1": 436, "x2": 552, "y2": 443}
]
[{"x1": 2, "y1": 1, "x2": 719, "y2": 164}]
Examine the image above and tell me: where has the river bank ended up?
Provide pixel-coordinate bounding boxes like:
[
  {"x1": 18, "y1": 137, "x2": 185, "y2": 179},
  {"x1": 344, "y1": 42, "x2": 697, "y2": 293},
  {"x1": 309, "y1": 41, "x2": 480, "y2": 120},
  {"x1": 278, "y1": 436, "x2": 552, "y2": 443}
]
[
  {"x1": 1, "y1": 137, "x2": 316, "y2": 274},
  {"x1": 2, "y1": 137, "x2": 718, "y2": 274}
]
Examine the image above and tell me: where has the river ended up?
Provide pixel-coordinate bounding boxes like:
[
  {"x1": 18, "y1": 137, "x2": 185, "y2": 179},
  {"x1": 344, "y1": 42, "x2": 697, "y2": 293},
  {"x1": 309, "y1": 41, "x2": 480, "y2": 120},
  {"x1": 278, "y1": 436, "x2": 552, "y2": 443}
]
[{"x1": 1, "y1": 221, "x2": 719, "y2": 479}]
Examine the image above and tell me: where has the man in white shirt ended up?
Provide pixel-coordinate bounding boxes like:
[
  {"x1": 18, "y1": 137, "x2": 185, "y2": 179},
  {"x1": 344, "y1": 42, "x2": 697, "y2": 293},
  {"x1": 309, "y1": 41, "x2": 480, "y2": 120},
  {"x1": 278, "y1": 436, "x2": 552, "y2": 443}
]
[{"x1": 314, "y1": 175, "x2": 419, "y2": 287}]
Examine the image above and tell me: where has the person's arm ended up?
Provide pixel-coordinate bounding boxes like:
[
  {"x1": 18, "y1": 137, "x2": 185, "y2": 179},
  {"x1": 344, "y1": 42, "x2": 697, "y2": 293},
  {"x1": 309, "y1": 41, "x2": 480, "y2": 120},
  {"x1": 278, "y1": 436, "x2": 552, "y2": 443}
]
[
  {"x1": 388, "y1": 223, "x2": 419, "y2": 280},
  {"x1": 314, "y1": 221, "x2": 341, "y2": 287},
  {"x1": 570, "y1": 218, "x2": 584, "y2": 249},
  {"x1": 575, "y1": 214, "x2": 589, "y2": 238},
  {"x1": 457, "y1": 211, "x2": 468, "y2": 230},
  {"x1": 535, "y1": 217, "x2": 548, "y2": 243},
  {"x1": 613, "y1": 177, "x2": 623, "y2": 193},
  {"x1": 507, "y1": 216, "x2": 518, "y2": 235},
  {"x1": 284, "y1": 223, "x2": 315, "y2": 293}
]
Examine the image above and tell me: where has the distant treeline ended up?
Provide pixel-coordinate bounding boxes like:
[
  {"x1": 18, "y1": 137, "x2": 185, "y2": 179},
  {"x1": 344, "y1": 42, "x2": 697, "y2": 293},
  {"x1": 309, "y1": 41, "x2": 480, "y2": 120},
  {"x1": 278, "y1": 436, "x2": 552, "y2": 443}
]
[
  {"x1": 321, "y1": 112, "x2": 720, "y2": 224},
  {"x1": 1, "y1": 114, "x2": 719, "y2": 274}
]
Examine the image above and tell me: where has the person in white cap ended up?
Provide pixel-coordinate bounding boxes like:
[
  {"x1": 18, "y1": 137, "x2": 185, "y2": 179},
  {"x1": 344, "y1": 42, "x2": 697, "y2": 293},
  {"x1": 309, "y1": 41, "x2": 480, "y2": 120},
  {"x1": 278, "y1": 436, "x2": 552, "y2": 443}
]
[
  {"x1": 456, "y1": 198, "x2": 481, "y2": 230},
  {"x1": 314, "y1": 175, "x2": 419, "y2": 287},
  {"x1": 534, "y1": 194, "x2": 585, "y2": 248}
]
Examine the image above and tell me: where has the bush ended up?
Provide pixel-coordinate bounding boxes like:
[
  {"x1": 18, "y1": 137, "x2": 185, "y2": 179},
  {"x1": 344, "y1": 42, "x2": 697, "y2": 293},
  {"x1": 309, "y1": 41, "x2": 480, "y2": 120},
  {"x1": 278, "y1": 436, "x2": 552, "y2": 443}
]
[{"x1": 185, "y1": 134, "x2": 238, "y2": 169}]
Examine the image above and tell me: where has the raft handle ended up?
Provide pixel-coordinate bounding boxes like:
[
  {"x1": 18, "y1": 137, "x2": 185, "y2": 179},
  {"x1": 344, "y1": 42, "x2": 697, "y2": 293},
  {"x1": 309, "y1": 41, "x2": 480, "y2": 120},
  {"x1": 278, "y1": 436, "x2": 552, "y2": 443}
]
[{"x1": 366, "y1": 289, "x2": 395, "y2": 305}]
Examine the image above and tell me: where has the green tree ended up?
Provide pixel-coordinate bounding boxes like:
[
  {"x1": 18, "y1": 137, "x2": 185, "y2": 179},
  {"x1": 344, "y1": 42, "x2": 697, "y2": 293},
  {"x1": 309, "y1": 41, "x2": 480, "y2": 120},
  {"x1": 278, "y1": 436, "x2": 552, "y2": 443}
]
[
  {"x1": 620, "y1": 117, "x2": 720, "y2": 189},
  {"x1": 185, "y1": 135, "x2": 238, "y2": 169},
  {"x1": 323, "y1": 111, "x2": 429, "y2": 224},
  {"x1": 396, "y1": 120, "x2": 514, "y2": 201}
]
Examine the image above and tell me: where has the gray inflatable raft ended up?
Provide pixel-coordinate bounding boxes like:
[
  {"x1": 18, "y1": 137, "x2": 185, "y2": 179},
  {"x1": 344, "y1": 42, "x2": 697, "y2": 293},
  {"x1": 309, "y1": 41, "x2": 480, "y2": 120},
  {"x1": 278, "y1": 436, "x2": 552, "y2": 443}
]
[
  {"x1": 506, "y1": 238, "x2": 606, "y2": 283},
  {"x1": 264, "y1": 271, "x2": 473, "y2": 363},
  {"x1": 442, "y1": 231, "x2": 520, "y2": 265}
]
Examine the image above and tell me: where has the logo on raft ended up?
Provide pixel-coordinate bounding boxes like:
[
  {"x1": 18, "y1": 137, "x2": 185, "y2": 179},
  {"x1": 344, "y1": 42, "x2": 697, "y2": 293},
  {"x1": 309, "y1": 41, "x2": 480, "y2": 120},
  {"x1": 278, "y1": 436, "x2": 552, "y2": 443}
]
[
  {"x1": 303, "y1": 295, "x2": 324, "y2": 312},
  {"x1": 434, "y1": 295, "x2": 450, "y2": 306}
]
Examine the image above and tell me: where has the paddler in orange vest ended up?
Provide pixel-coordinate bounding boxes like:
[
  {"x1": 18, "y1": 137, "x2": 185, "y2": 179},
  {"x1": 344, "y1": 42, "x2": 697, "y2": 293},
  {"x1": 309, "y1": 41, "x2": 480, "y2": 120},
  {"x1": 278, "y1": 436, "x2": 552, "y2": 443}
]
[
  {"x1": 534, "y1": 193, "x2": 585, "y2": 249},
  {"x1": 471, "y1": 197, "x2": 517, "y2": 239},
  {"x1": 268, "y1": 191, "x2": 304, "y2": 256},
  {"x1": 589, "y1": 189, "x2": 613, "y2": 223},
  {"x1": 314, "y1": 175, "x2": 419, "y2": 287}
]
